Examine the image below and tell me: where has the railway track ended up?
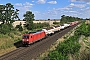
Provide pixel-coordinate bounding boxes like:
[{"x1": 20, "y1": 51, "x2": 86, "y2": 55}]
[{"x1": 0, "y1": 24, "x2": 79, "y2": 60}]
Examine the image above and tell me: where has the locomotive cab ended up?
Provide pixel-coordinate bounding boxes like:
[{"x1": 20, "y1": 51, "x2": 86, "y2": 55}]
[
  {"x1": 22, "y1": 34, "x2": 33, "y2": 45},
  {"x1": 22, "y1": 34, "x2": 30, "y2": 45}
]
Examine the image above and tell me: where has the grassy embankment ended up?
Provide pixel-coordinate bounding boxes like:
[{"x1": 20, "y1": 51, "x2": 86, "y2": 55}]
[{"x1": 0, "y1": 30, "x2": 25, "y2": 56}]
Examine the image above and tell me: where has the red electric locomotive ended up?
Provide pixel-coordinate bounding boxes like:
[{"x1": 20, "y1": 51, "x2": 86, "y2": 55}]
[{"x1": 22, "y1": 30, "x2": 46, "y2": 45}]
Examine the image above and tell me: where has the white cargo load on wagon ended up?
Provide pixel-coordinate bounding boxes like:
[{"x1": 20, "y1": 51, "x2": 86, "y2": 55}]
[
  {"x1": 42, "y1": 27, "x2": 54, "y2": 35},
  {"x1": 53, "y1": 26, "x2": 59, "y2": 32},
  {"x1": 42, "y1": 29, "x2": 48, "y2": 35},
  {"x1": 48, "y1": 27, "x2": 54, "y2": 34},
  {"x1": 60, "y1": 24, "x2": 65, "y2": 30},
  {"x1": 64, "y1": 24, "x2": 70, "y2": 28}
]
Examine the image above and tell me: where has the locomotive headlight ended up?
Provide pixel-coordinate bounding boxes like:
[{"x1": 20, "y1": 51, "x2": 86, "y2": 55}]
[
  {"x1": 22, "y1": 39, "x2": 24, "y2": 41},
  {"x1": 27, "y1": 39, "x2": 29, "y2": 41}
]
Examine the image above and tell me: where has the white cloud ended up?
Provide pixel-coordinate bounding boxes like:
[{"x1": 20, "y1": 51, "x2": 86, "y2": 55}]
[
  {"x1": 77, "y1": 8, "x2": 90, "y2": 18},
  {"x1": 32, "y1": 0, "x2": 34, "y2": 2},
  {"x1": 33, "y1": 11, "x2": 42, "y2": 19},
  {"x1": 32, "y1": 1, "x2": 34, "y2": 2},
  {"x1": 70, "y1": 0, "x2": 90, "y2": 2},
  {"x1": 37, "y1": 0, "x2": 46, "y2": 4},
  {"x1": 47, "y1": 1, "x2": 57, "y2": 4},
  {"x1": 57, "y1": 7, "x2": 72, "y2": 11},
  {"x1": 15, "y1": 3, "x2": 22, "y2": 6},
  {"x1": 15, "y1": 2, "x2": 34, "y2": 8},
  {"x1": 17, "y1": 7, "x2": 31, "y2": 19},
  {"x1": 69, "y1": 11, "x2": 77, "y2": 13},
  {"x1": 23, "y1": 2, "x2": 34, "y2": 8},
  {"x1": 48, "y1": 10, "x2": 57, "y2": 15},
  {"x1": 68, "y1": 3, "x2": 86, "y2": 8},
  {"x1": 0, "y1": 4, "x2": 4, "y2": 5},
  {"x1": 53, "y1": 3, "x2": 86, "y2": 11},
  {"x1": 60, "y1": 4, "x2": 90, "y2": 19},
  {"x1": 33, "y1": 11, "x2": 41, "y2": 16},
  {"x1": 86, "y1": 2, "x2": 90, "y2": 5}
]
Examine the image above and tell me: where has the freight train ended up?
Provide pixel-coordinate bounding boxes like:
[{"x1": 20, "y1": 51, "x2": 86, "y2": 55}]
[{"x1": 22, "y1": 21, "x2": 79, "y2": 46}]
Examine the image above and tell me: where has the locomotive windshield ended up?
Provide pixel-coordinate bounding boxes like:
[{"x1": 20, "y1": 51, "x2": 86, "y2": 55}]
[{"x1": 23, "y1": 36, "x2": 29, "y2": 39}]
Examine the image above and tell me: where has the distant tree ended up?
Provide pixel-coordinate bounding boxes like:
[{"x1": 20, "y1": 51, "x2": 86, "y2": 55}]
[
  {"x1": 18, "y1": 18, "x2": 20, "y2": 20},
  {"x1": 60, "y1": 15, "x2": 66, "y2": 24},
  {"x1": 23, "y1": 11, "x2": 35, "y2": 30},
  {"x1": 61, "y1": 15, "x2": 65, "y2": 18},
  {"x1": 48, "y1": 19, "x2": 50, "y2": 20}
]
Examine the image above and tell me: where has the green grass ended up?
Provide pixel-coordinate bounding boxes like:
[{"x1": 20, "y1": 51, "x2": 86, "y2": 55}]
[
  {"x1": 0, "y1": 34, "x2": 9, "y2": 38},
  {"x1": 0, "y1": 38, "x2": 14, "y2": 50},
  {"x1": 0, "y1": 30, "x2": 23, "y2": 50}
]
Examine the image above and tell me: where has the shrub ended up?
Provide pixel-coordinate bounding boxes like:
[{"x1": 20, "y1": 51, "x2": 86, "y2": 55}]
[
  {"x1": 15, "y1": 22, "x2": 23, "y2": 31},
  {"x1": 0, "y1": 24, "x2": 13, "y2": 34},
  {"x1": 53, "y1": 22, "x2": 60, "y2": 25}
]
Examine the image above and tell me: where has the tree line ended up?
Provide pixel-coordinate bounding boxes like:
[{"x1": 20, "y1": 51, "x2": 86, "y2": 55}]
[{"x1": 60, "y1": 15, "x2": 82, "y2": 24}]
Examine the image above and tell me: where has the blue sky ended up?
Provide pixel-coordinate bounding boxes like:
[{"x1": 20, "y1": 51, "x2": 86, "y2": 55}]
[{"x1": 0, "y1": 0, "x2": 90, "y2": 20}]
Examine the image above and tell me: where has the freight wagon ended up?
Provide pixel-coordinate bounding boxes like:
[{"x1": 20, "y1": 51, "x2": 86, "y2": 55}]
[
  {"x1": 53, "y1": 26, "x2": 60, "y2": 32},
  {"x1": 42, "y1": 27, "x2": 54, "y2": 36}
]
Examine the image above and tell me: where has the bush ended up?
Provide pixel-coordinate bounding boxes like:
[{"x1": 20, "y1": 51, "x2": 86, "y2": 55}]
[
  {"x1": 14, "y1": 38, "x2": 21, "y2": 43},
  {"x1": 0, "y1": 24, "x2": 13, "y2": 34},
  {"x1": 8, "y1": 33, "x2": 14, "y2": 39},
  {"x1": 15, "y1": 22, "x2": 23, "y2": 31},
  {"x1": 33, "y1": 22, "x2": 50, "y2": 29},
  {"x1": 75, "y1": 22, "x2": 90, "y2": 37},
  {"x1": 53, "y1": 22, "x2": 60, "y2": 25}
]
